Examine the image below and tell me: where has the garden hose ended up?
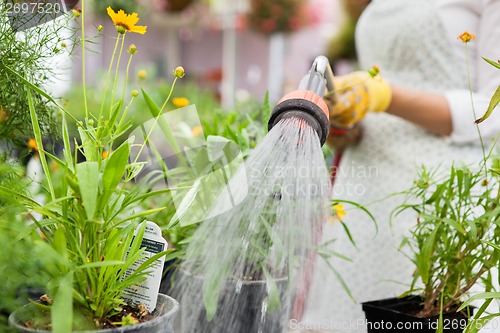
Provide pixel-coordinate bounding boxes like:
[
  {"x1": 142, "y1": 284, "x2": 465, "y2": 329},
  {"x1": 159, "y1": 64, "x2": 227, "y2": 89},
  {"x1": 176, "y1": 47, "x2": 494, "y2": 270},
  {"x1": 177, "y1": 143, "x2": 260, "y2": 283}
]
[{"x1": 267, "y1": 55, "x2": 334, "y2": 147}]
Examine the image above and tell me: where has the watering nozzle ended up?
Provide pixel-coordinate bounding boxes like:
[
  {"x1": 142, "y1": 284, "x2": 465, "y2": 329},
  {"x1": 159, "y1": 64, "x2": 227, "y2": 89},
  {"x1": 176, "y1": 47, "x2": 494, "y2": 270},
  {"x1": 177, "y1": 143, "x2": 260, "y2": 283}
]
[{"x1": 267, "y1": 56, "x2": 334, "y2": 146}]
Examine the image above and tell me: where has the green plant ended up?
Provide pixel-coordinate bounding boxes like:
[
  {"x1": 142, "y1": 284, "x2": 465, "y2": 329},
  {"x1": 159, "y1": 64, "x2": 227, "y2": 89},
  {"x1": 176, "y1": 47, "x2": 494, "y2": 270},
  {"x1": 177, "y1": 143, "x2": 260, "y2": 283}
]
[
  {"x1": 393, "y1": 159, "x2": 500, "y2": 317},
  {"x1": 392, "y1": 54, "x2": 500, "y2": 321},
  {"x1": 454, "y1": 57, "x2": 500, "y2": 333},
  {"x1": 0, "y1": 5, "x2": 73, "y2": 152},
  {"x1": 0, "y1": 157, "x2": 51, "y2": 333},
  {"x1": 459, "y1": 240, "x2": 500, "y2": 333},
  {"x1": 0, "y1": 3, "x2": 183, "y2": 331}
]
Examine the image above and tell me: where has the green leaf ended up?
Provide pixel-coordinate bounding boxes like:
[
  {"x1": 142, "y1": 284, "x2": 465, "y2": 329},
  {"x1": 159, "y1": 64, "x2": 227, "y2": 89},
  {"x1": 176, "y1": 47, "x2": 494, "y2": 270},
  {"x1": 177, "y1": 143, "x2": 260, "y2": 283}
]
[
  {"x1": 475, "y1": 84, "x2": 500, "y2": 124},
  {"x1": 261, "y1": 267, "x2": 281, "y2": 312},
  {"x1": 318, "y1": 253, "x2": 355, "y2": 302},
  {"x1": 103, "y1": 101, "x2": 123, "y2": 138},
  {"x1": 440, "y1": 217, "x2": 466, "y2": 235},
  {"x1": 53, "y1": 228, "x2": 68, "y2": 261},
  {"x1": 26, "y1": 85, "x2": 55, "y2": 200},
  {"x1": 76, "y1": 162, "x2": 99, "y2": 219},
  {"x1": 4, "y1": 64, "x2": 78, "y2": 124},
  {"x1": 170, "y1": 179, "x2": 201, "y2": 227},
  {"x1": 466, "y1": 218, "x2": 478, "y2": 241},
  {"x1": 484, "y1": 240, "x2": 500, "y2": 252},
  {"x1": 418, "y1": 225, "x2": 439, "y2": 284},
  {"x1": 100, "y1": 141, "x2": 130, "y2": 211},
  {"x1": 262, "y1": 91, "x2": 271, "y2": 131},
  {"x1": 76, "y1": 261, "x2": 125, "y2": 270},
  {"x1": 483, "y1": 57, "x2": 500, "y2": 70},
  {"x1": 459, "y1": 292, "x2": 500, "y2": 310},
  {"x1": 141, "y1": 88, "x2": 161, "y2": 117},
  {"x1": 51, "y1": 272, "x2": 73, "y2": 333}
]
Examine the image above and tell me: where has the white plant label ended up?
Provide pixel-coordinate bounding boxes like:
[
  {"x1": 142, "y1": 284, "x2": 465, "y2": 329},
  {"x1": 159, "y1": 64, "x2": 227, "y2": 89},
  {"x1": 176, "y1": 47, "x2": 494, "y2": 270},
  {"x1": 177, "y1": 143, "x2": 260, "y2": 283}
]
[{"x1": 122, "y1": 221, "x2": 167, "y2": 312}]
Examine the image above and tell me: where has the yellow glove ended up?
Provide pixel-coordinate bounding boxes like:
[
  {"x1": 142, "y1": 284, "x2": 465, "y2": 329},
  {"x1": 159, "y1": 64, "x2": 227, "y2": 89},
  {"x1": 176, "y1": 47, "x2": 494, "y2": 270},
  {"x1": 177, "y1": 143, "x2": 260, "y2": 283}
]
[{"x1": 326, "y1": 71, "x2": 392, "y2": 128}]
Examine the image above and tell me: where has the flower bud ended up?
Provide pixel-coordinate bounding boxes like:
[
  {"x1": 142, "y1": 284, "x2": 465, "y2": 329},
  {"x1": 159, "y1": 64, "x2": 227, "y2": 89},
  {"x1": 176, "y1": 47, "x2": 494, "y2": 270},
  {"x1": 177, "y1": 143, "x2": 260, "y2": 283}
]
[
  {"x1": 173, "y1": 66, "x2": 185, "y2": 78},
  {"x1": 128, "y1": 44, "x2": 137, "y2": 54},
  {"x1": 116, "y1": 25, "x2": 127, "y2": 34}
]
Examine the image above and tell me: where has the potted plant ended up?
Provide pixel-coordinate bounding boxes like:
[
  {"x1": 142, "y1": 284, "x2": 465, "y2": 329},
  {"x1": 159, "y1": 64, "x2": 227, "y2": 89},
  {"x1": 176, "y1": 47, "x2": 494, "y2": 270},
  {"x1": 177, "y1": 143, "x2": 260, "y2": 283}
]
[
  {"x1": 2, "y1": 2, "x2": 186, "y2": 331},
  {"x1": 459, "y1": 241, "x2": 500, "y2": 333},
  {"x1": 362, "y1": 55, "x2": 500, "y2": 332},
  {"x1": 362, "y1": 151, "x2": 499, "y2": 333},
  {"x1": 166, "y1": 129, "x2": 374, "y2": 332},
  {"x1": 0, "y1": 3, "x2": 70, "y2": 156},
  {"x1": 246, "y1": 0, "x2": 312, "y2": 36},
  {"x1": 0, "y1": 157, "x2": 53, "y2": 333}
]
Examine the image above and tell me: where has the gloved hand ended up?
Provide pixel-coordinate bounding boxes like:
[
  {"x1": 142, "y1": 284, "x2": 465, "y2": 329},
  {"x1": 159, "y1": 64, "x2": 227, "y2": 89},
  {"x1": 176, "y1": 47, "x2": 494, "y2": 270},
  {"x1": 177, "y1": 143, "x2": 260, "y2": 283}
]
[{"x1": 325, "y1": 71, "x2": 392, "y2": 128}]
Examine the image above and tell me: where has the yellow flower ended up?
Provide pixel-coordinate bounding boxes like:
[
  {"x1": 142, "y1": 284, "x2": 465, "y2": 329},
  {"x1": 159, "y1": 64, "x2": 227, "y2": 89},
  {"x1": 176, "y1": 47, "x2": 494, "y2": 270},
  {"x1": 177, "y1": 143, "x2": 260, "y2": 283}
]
[
  {"x1": 330, "y1": 204, "x2": 347, "y2": 223},
  {"x1": 191, "y1": 125, "x2": 203, "y2": 137},
  {"x1": 458, "y1": 32, "x2": 476, "y2": 43},
  {"x1": 367, "y1": 65, "x2": 380, "y2": 78},
  {"x1": 172, "y1": 97, "x2": 190, "y2": 108},
  {"x1": 138, "y1": 69, "x2": 147, "y2": 80},
  {"x1": 107, "y1": 7, "x2": 147, "y2": 35},
  {"x1": 27, "y1": 138, "x2": 38, "y2": 152},
  {"x1": 102, "y1": 150, "x2": 109, "y2": 159}
]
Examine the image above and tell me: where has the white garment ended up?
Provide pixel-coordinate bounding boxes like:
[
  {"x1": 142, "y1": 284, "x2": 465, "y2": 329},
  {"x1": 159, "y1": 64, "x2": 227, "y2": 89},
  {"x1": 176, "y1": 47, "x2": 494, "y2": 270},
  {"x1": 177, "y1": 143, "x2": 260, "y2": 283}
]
[{"x1": 301, "y1": 1, "x2": 500, "y2": 332}]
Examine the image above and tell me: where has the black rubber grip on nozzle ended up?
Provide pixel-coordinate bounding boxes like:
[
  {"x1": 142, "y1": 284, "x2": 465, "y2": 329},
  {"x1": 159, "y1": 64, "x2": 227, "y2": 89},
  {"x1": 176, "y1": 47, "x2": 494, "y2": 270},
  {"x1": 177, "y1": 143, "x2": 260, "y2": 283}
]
[{"x1": 268, "y1": 98, "x2": 329, "y2": 146}]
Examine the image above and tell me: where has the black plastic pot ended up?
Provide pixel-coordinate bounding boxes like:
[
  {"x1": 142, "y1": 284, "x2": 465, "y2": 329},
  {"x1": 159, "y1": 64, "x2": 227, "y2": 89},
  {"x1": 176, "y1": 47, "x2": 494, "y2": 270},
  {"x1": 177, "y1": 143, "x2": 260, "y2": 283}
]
[
  {"x1": 176, "y1": 270, "x2": 289, "y2": 333},
  {"x1": 362, "y1": 296, "x2": 473, "y2": 333},
  {"x1": 8, "y1": 294, "x2": 179, "y2": 333}
]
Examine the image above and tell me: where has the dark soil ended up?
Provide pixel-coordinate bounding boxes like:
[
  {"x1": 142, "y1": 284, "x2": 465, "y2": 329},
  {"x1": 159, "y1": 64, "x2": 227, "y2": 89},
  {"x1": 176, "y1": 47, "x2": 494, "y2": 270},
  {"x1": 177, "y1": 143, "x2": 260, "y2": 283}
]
[
  {"x1": 99, "y1": 304, "x2": 154, "y2": 329},
  {"x1": 21, "y1": 295, "x2": 154, "y2": 330}
]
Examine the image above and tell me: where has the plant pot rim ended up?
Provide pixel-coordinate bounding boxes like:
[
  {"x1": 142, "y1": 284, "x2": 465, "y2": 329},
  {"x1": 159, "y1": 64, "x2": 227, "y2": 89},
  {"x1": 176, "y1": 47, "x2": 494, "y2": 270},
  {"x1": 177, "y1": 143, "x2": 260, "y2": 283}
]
[
  {"x1": 8, "y1": 293, "x2": 179, "y2": 333},
  {"x1": 361, "y1": 295, "x2": 474, "y2": 320}
]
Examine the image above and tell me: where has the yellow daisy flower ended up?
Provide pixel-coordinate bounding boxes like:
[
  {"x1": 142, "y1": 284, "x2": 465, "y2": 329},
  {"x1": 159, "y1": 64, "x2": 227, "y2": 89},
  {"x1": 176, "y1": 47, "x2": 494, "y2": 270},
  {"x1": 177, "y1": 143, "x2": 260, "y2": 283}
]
[
  {"x1": 458, "y1": 32, "x2": 475, "y2": 43},
  {"x1": 330, "y1": 204, "x2": 347, "y2": 223},
  {"x1": 172, "y1": 97, "x2": 190, "y2": 108},
  {"x1": 107, "y1": 7, "x2": 147, "y2": 35}
]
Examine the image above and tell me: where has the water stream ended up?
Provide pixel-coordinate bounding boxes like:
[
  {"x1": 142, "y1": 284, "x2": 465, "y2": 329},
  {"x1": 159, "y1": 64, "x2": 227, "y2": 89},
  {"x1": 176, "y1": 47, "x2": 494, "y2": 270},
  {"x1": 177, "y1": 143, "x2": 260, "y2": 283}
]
[{"x1": 173, "y1": 116, "x2": 332, "y2": 332}]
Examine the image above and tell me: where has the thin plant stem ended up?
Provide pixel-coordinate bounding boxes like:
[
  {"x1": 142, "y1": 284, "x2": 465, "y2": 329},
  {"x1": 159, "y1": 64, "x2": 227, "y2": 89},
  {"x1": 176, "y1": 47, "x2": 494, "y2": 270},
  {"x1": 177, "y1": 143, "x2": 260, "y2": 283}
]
[
  {"x1": 465, "y1": 43, "x2": 488, "y2": 178},
  {"x1": 27, "y1": 87, "x2": 55, "y2": 200},
  {"x1": 132, "y1": 77, "x2": 179, "y2": 164},
  {"x1": 81, "y1": 0, "x2": 88, "y2": 119},
  {"x1": 116, "y1": 96, "x2": 134, "y2": 131},
  {"x1": 121, "y1": 53, "x2": 134, "y2": 104},
  {"x1": 110, "y1": 33, "x2": 126, "y2": 116},
  {"x1": 99, "y1": 34, "x2": 121, "y2": 123}
]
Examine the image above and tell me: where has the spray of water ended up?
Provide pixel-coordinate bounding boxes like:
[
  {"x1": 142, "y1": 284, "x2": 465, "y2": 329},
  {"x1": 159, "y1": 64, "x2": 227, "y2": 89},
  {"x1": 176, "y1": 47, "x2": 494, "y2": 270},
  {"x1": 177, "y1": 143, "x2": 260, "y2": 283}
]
[{"x1": 173, "y1": 116, "x2": 332, "y2": 332}]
